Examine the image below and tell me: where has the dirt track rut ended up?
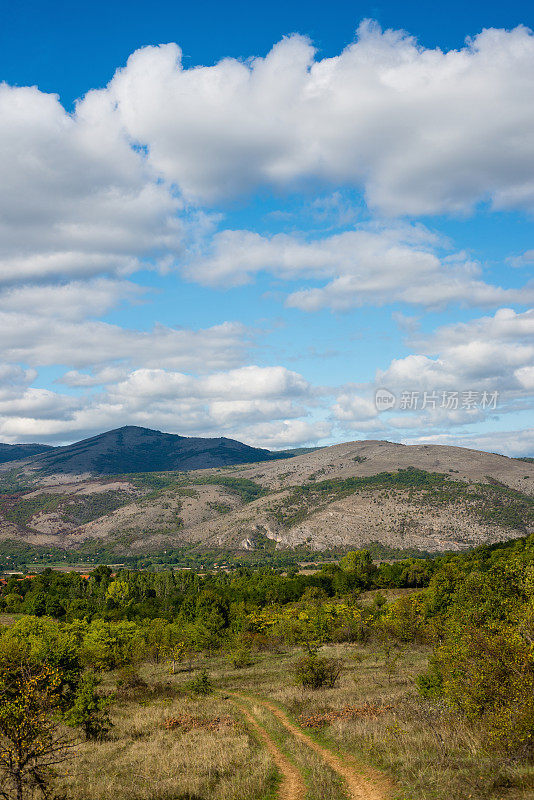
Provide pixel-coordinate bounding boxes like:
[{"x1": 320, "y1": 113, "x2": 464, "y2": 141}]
[
  {"x1": 233, "y1": 693, "x2": 393, "y2": 800},
  {"x1": 230, "y1": 695, "x2": 307, "y2": 800}
]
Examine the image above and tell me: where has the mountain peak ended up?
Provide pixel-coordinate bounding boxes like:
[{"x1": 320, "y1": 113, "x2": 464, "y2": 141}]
[{"x1": 25, "y1": 426, "x2": 289, "y2": 475}]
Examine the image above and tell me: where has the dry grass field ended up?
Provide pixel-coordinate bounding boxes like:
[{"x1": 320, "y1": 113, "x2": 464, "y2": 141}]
[{"x1": 55, "y1": 642, "x2": 534, "y2": 800}]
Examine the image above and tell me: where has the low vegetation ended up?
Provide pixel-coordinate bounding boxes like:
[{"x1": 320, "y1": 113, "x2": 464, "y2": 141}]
[
  {"x1": 1, "y1": 490, "x2": 133, "y2": 528},
  {"x1": 0, "y1": 533, "x2": 534, "y2": 798},
  {"x1": 273, "y1": 467, "x2": 534, "y2": 529}
]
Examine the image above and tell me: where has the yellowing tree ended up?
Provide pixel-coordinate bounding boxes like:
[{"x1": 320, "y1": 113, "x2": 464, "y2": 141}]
[
  {"x1": 105, "y1": 580, "x2": 130, "y2": 606},
  {"x1": 0, "y1": 657, "x2": 74, "y2": 800}
]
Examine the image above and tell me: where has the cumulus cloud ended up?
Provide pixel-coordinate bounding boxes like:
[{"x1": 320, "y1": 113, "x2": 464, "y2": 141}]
[
  {"x1": 0, "y1": 82, "x2": 182, "y2": 286},
  {"x1": 376, "y1": 309, "x2": 534, "y2": 393},
  {"x1": 333, "y1": 394, "x2": 378, "y2": 422},
  {"x1": 332, "y1": 307, "x2": 534, "y2": 436},
  {"x1": 1, "y1": 21, "x2": 532, "y2": 451},
  {"x1": 0, "y1": 365, "x2": 38, "y2": 401},
  {"x1": 0, "y1": 279, "x2": 144, "y2": 321},
  {"x1": 104, "y1": 366, "x2": 314, "y2": 431},
  {"x1": 109, "y1": 365, "x2": 310, "y2": 400},
  {"x1": 0, "y1": 365, "x2": 322, "y2": 448},
  {"x1": 235, "y1": 419, "x2": 332, "y2": 450},
  {"x1": 405, "y1": 428, "x2": 534, "y2": 458},
  {"x1": 186, "y1": 225, "x2": 534, "y2": 311},
  {"x1": 0, "y1": 311, "x2": 248, "y2": 372},
  {"x1": 105, "y1": 21, "x2": 534, "y2": 213},
  {"x1": 0, "y1": 389, "x2": 80, "y2": 421}
]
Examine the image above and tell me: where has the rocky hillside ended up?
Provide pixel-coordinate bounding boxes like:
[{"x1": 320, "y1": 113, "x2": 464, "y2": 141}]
[{"x1": 0, "y1": 438, "x2": 532, "y2": 556}]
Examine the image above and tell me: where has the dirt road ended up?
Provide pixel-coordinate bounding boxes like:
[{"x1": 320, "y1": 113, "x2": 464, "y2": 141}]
[
  {"x1": 231, "y1": 692, "x2": 393, "y2": 800},
  {"x1": 229, "y1": 695, "x2": 307, "y2": 800}
]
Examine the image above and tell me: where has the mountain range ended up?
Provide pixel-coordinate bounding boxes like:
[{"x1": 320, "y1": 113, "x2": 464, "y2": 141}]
[
  {"x1": 0, "y1": 426, "x2": 290, "y2": 474},
  {"x1": 0, "y1": 428, "x2": 532, "y2": 557}
]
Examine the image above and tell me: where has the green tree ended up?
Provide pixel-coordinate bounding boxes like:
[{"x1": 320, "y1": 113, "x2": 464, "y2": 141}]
[
  {"x1": 105, "y1": 580, "x2": 130, "y2": 607},
  {"x1": 64, "y1": 672, "x2": 112, "y2": 741},
  {"x1": 339, "y1": 549, "x2": 377, "y2": 588},
  {"x1": 81, "y1": 620, "x2": 145, "y2": 670}
]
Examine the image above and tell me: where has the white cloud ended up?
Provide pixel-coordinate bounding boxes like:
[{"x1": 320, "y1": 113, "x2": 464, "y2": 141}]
[
  {"x1": 406, "y1": 429, "x2": 534, "y2": 458},
  {"x1": 0, "y1": 389, "x2": 80, "y2": 421},
  {"x1": 0, "y1": 365, "x2": 322, "y2": 448},
  {"x1": 377, "y1": 308, "x2": 534, "y2": 392},
  {"x1": 419, "y1": 307, "x2": 534, "y2": 350},
  {"x1": 507, "y1": 249, "x2": 534, "y2": 268},
  {"x1": 236, "y1": 419, "x2": 332, "y2": 450},
  {"x1": 0, "y1": 82, "x2": 182, "y2": 286},
  {"x1": 0, "y1": 313, "x2": 247, "y2": 372},
  {"x1": 332, "y1": 307, "x2": 534, "y2": 437},
  {"x1": 0, "y1": 22, "x2": 533, "y2": 452},
  {"x1": 59, "y1": 366, "x2": 130, "y2": 388},
  {"x1": 0, "y1": 279, "x2": 143, "y2": 321},
  {"x1": 108, "y1": 365, "x2": 310, "y2": 401},
  {"x1": 105, "y1": 22, "x2": 534, "y2": 213},
  {"x1": 516, "y1": 366, "x2": 534, "y2": 390},
  {"x1": 0, "y1": 365, "x2": 38, "y2": 401},
  {"x1": 104, "y1": 366, "x2": 314, "y2": 431},
  {"x1": 186, "y1": 225, "x2": 534, "y2": 311},
  {"x1": 333, "y1": 394, "x2": 378, "y2": 421}
]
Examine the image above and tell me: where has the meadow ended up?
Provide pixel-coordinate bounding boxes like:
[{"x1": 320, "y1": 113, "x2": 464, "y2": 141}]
[
  {"x1": 55, "y1": 641, "x2": 534, "y2": 800},
  {"x1": 1, "y1": 535, "x2": 534, "y2": 800}
]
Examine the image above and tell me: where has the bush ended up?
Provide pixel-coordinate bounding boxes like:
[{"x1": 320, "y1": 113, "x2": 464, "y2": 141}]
[
  {"x1": 188, "y1": 670, "x2": 213, "y2": 695},
  {"x1": 228, "y1": 646, "x2": 254, "y2": 669},
  {"x1": 64, "y1": 671, "x2": 112, "y2": 741},
  {"x1": 294, "y1": 653, "x2": 342, "y2": 689},
  {"x1": 416, "y1": 665, "x2": 443, "y2": 699},
  {"x1": 116, "y1": 666, "x2": 147, "y2": 690},
  {"x1": 429, "y1": 621, "x2": 534, "y2": 751}
]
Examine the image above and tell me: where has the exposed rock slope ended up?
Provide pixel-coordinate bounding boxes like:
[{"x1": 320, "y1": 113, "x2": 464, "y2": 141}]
[{"x1": 0, "y1": 438, "x2": 532, "y2": 554}]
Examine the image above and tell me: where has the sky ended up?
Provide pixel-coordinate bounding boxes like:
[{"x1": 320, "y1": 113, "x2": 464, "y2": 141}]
[{"x1": 0, "y1": 0, "x2": 533, "y2": 454}]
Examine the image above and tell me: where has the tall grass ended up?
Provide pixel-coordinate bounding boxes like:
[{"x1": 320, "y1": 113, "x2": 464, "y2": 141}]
[
  {"x1": 57, "y1": 644, "x2": 534, "y2": 800},
  {"x1": 58, "y1": 692, "x2": 273, "y2": 800}
]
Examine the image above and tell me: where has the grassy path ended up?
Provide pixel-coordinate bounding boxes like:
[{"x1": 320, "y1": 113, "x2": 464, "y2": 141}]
[
  {"x1": 234, "y1": 693, "x2": 394, "y2": 800},
  {"x1": 229, "y1": 694, "x2": 307, "y2": 800}
]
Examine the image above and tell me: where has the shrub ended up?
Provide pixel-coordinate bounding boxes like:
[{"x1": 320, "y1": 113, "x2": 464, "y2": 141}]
[
  {"x1": 116, "y1": 666, "x2": 147, "y2": 690},
  {"x1": 228, "y1": 646, "x2": 253, "y2": 669},
  {"x1": 416, "y1": 665, "x2": 443, "y2": 699},
  {"x1": 64, "y1": 671, "x2": 112, "y2": 741},
  {"x1": 188, "y1": 670, "x2": 213, "y2": 695},
  {"x1": 429, "y1": 620, "x2": 534, "y2": 751},
  {"x1": 294, "y1": 653, "x2": 342, "y2": 690}
]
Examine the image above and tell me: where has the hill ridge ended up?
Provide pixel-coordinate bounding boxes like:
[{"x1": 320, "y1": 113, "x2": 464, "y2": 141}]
[
  {"x1": 17, "y1": 425, "x2": 291, "y2": 475},
  {"x1": 0, "y1": 437, "x2": 532, "y2": 558}
]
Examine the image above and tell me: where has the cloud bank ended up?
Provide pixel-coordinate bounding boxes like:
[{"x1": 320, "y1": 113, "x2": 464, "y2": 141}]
[
  {"x1": 0, "y1": 21, "x2": 533, "y2": 451},
  {"x1": 106, "y1": 21, "x2": 534, "y2": 213}
]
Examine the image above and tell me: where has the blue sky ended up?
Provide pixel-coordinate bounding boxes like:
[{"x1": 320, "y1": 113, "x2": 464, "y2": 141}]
[{"x1": 0, "y1": 0, "x2": 533, "y2": 454}]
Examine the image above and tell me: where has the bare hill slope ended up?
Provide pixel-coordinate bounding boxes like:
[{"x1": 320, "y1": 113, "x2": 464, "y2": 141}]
[{"x1": 0, "y1": 439, "x2": 532, "y2": 556}]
